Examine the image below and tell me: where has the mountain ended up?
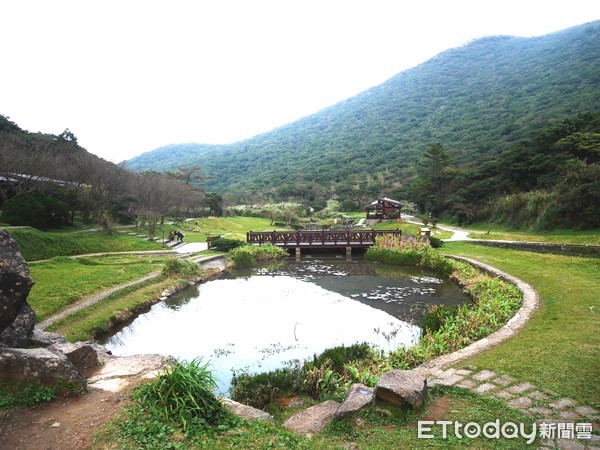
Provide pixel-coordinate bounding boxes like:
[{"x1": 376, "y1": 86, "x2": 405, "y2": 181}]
[{"x1": 124, "y1": 21, "x2": 600, "y2": 203}]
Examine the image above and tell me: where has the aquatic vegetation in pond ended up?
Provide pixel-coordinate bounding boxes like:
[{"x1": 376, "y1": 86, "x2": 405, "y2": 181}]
[{"x1": 104, "y1": 258, "x2": 468, "y2": 394}]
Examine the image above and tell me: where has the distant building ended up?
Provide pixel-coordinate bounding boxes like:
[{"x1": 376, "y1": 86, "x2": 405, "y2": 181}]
[{"x1": 364, "y1": 197, "x2": 403, "y2": 224}]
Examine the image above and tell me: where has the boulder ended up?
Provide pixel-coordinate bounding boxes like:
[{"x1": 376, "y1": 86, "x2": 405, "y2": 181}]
[
  {"x1": 220, "y1": 398, "x2": 274, "y2": 422},
  {"x1": 0, "y1": 347, "x2": 86, "y2": 391},
  {"x1": 283, "y1": 400, "x2": 340, "y2": 436},
  {"x1": 0, "y1": 229, "x2": 35, "y2": 335},
  {"x1": 48, "y1": 342, "x2": 101, "y2": 375},
  {"x1": 375, "y1": 369, "x2": 427, "y2": 408},
  {"x1": 335, "y1": 383, "x2": 375, "y2": 418},
  {"x1": 0, "y1": 302, "x2": 35, "y2": 347},
  {"x1": 29, "y1": 329, "x2": 67, "y2": 347}
]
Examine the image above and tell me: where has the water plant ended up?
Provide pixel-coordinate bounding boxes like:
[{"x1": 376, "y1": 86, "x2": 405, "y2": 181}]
[{"x1": 231, "y1": 240, "x2": 523, "y2": 403}]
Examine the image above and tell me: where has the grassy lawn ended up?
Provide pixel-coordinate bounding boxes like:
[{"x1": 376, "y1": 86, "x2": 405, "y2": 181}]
[
  {"x1": 28, "y1": 255, "x2": 168, "y2": 321},
  {"x1": 372, "y1": 220, "x2": 453, "y2": 239},
  {"x1": 5, "y1": 227, "x2": 163, "y2": 261},
  {"x1": 443, "y1": 241, "x2": 600, "y2": 406},
  {"x1": 47, "y1": 276, "x2": 184, "y2": 341},
  {"x1": 128, "y1": 217, "x2": 293, "y2": 243},
  {"x1": 459, "y1": 223, "x2": 600, "y2": 245}
]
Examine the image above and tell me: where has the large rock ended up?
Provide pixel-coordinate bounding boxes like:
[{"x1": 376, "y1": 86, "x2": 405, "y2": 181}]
[
  {"x1": 0, "y1": 347, "x2": 86, "y2": 391},
  {"x1": 375, "y1": 369, "x2": 427, "y2": 408},
  {"x1": 0, "y1": 229, "x2": 35, "y2": 335},
  {"x1": 335, "y1": 383, "x2": 375, "y2": 418},
  {"x1": 220, "y1": 398, "x2": 274, "y2": 423},
  {"x1": 0, "y1": 302, "x2": 35, "y2": 347},
  {"x1": 283, "y1": 400, "x2": 340, "y2": 436},
  {"x1": 48, "y1": 342, "x2": 102, "y2": 375},
  {"x1": 29, "y1": 329, "x2": 67, "y2": 347}
]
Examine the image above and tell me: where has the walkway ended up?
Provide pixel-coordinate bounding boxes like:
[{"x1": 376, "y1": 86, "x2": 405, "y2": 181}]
[
  {"x1": 429, "y1": 366, "x2": 599, "y2": 449},
  {"x1": 402, "y1": 215, "x2": 471, "y2": 241}
]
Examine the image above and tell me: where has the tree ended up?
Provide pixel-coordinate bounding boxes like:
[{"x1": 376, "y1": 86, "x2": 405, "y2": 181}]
[{"x1": 411, "y1": 143, "x2": 454, "y2": 215}]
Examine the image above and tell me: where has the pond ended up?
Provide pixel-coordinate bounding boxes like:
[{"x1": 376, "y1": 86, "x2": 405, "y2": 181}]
[{"x1": 104, "y1": 257, "x2": 468, "y2": 394}]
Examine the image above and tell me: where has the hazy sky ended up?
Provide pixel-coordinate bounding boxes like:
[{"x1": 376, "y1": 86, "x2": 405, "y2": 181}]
[{"x1": 1, "y1": 1, "x2": 599, "y2": 163}]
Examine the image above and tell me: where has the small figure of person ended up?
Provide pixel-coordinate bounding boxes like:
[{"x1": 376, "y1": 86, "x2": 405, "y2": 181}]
[
  {"x1": 167, "y1": 231, "x2": 174, "y2": 242},
  {"x1": 176, "y1": 230, "x2": 185, "y2": 242}
]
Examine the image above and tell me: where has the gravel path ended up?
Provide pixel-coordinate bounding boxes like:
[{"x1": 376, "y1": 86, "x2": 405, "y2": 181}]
[{"x1": 35, "y1": 270, "x2": 162, "y2": 331}]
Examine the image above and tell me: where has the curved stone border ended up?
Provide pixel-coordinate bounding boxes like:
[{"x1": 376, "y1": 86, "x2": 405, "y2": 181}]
[{"x1": 419, "y1": 255, "x2": 539, "y2": 372}]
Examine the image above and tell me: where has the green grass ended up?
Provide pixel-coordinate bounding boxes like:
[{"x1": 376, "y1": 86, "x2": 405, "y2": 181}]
[
  {"x1": 95, "y1": 385, "x2": 537, "y2": 449},
  {"x1": 28, "y1": 255, "x2": 167, "y2": 321},
  {"x1": 131, "y1": 216, "x2": 293, "y2": 243},
  {"x1": 5, "y1": 227, "x2": 163, "y2": 261},
  {"x1": 46, "y1": 275, "x2": 178, "y2": 341},
  {"x1": 459, "y1": 223, "x2": 600, "y2": 245},
  {"x1": 372, "y1": 221, "x2": 453, "y2": 240},
  {"x1": 443, "y1": 241, "x2": 600, "y2": 406}
]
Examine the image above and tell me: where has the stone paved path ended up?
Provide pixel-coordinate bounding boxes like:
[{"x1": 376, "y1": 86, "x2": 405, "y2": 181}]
[{"x1": 428, "y1": 366, "x2": 600, "y2": 449}]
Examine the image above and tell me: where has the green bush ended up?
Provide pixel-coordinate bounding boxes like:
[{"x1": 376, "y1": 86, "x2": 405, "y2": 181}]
[
  {"x1": 162, "y1": 258, "x2": 199, "y2": 277},
  {"x1": 429, "y1": 236, "x2": 444, "y2": 248},
  {"x1": 308, "y1": 342, "x2": 373, "y2": 374},
  {"x1": 227, "y1": 244, "x2": 287, "y2": 267},
  {"x1": 0, "y1": 192, "x2": 69, "y2": 228},
  {"x1": 209, "y1": 237, "x2": 245, "y2": 252},
  {"x1": 230, "y1": 364, "x2": 306, "y2": 410}
]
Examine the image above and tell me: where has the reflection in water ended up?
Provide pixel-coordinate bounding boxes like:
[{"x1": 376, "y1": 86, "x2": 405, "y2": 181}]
[{"x1": 104, "y1": 257, "x2": 467, "y2": 394}]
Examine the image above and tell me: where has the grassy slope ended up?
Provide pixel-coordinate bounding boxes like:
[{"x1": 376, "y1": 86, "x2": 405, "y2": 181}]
[
  {"x1": 462, "y1": 224, "x2": 600, "y2": 245},
  {"x1": 132, "y1": 217, "x2": 291, "y2": 243},
  {"x1": 443, "y1": 241, "x2": 600, "y2": 406},
  {"x1": 5, "y1": 227, "x2": 163, "y2": 261},
  {"x1": 28, "y1": 255, "x2": 168, "y2": 321},
  {"x1": 47, "y1": 276, "x2": 178, "y2": 341}
]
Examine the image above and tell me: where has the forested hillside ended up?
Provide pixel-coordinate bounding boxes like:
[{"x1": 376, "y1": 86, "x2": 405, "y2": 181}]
[
  {"x1": 124, "y1": 20, "x2": 600, "y2": 207},
  {"x1": 0, "y1": 116, "x2": 206, "y2": 231}
]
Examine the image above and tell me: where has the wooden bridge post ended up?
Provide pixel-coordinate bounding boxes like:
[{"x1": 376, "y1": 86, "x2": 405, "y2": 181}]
[
  {"x1": 295, "y1": 247, "x2": 301, "y2": 260},
  {"x1": 346, "y1": 246, "x2": 352, "y2": 258}
]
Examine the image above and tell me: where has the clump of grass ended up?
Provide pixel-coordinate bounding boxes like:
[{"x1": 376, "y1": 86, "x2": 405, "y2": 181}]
[
  {"x1": 0, "y1": 379, "x2": 84, "y2": 409},
  {"x1": 227, "y1": 244, "x2": 287, "y2": 267},
  {"x1": 116, "y1": 359, "x2": 237, "y2": 447},
  {"x1": 161, "y1": 258, "x2": 199, "y2": 277},
  {"x1": 0, "y1": 382, "x2": 56, "y2": 408},
  {"x1": 135, "y1": 359, "x2": 232, "y2": 430}
]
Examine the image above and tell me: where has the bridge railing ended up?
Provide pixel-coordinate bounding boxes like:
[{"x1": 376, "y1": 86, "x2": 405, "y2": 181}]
[{"x1": 246, "y1": 229, "x2": 402, "y2": 247}]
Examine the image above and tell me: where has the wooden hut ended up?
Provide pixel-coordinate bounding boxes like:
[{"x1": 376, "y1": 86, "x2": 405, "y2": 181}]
[{"x1": 364, "y1": 197, "x2": 403, "y2": 222}]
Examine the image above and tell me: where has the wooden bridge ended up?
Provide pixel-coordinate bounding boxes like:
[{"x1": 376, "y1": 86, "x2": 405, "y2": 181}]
[{"x1": 246, "y1": 229, "x2": 402, "y2": 255}]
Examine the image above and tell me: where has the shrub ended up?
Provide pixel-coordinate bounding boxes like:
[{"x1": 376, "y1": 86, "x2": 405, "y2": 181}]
[
  {"x1": 0, "y1": 192, "x2": 69, "y2": 228},
  {"x1": 162, "y1": 258, "x2": 199, "y2": 277},
  {"x1": 209, "y1": 237, "x2": 245, "y2": 252},
  {"x1": 227, "y1": 244, "x2": 287, "y2": 267},
  {"x1": 230, "y1": 364, "x2": 306, "y2": 410},
  {"x1": 429, "y1": 236, "x2": 444, "y2": 248}
]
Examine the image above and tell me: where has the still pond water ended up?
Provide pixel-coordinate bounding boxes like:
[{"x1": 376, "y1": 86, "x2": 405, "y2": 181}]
[{"x1": 104, "y1": 257, "x2": 468, "y2": 393}]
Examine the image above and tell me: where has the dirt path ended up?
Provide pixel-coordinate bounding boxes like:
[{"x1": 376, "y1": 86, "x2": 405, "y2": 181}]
[{"x1": 0, "y1": 354, "x2": 170, "y2": 450}]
